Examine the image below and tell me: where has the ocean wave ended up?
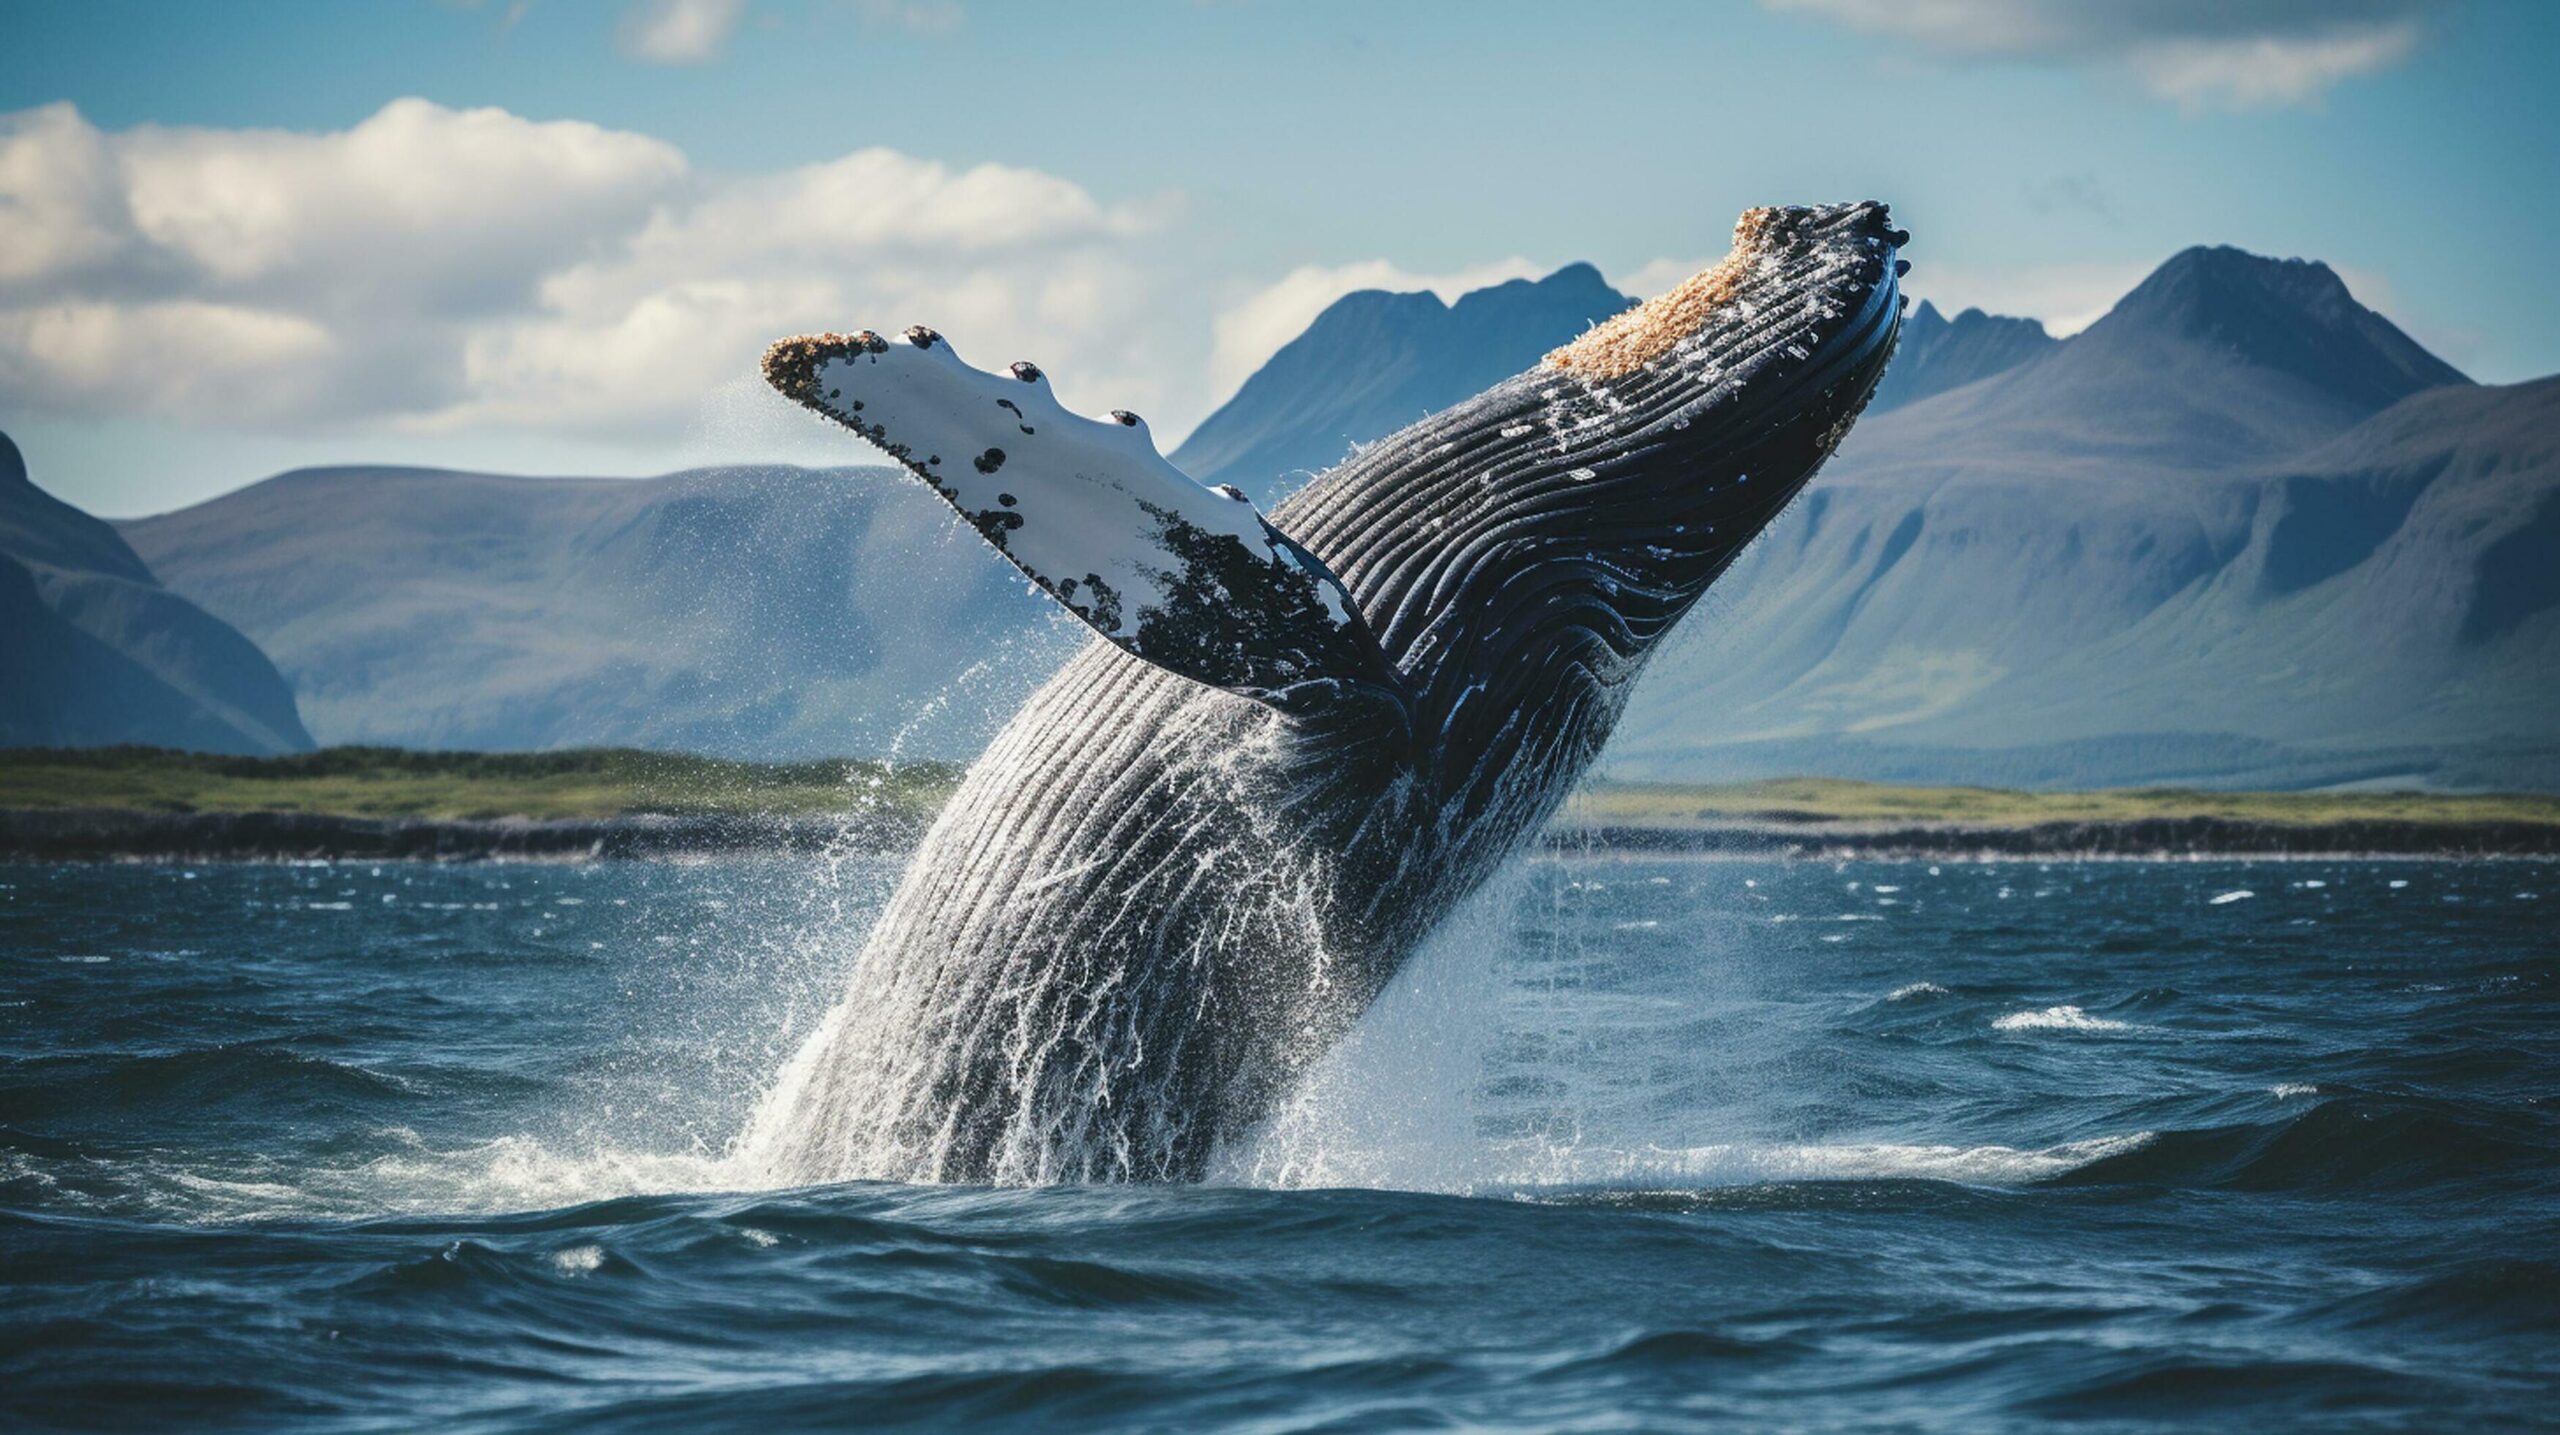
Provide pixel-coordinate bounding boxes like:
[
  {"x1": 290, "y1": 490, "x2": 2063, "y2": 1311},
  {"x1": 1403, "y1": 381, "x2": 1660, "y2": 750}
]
[
  {"x1": 0, "y1": 1044, "x2": 421, "y2": 1128},
  {"x1": 1991, "y1": 1004, "x2": 2132, "y2": 1032},
  {"x1": 1483, "y1": 1133, "x2": 2157, "y2": 1194},
  {"x1": 2055, "y1": 1096, "x2": 2556, "y2": 1194}
]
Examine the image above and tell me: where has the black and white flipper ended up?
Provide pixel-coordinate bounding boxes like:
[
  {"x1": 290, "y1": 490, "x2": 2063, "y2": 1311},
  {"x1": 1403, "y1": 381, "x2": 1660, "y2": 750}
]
[{"x1": 764, "y1": 327, "x2": 1405, "y2": 720}]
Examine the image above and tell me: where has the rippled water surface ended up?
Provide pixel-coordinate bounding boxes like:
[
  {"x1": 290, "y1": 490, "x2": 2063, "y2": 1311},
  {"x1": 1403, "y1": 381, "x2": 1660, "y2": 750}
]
[{"x1": 3, "y1": 856, "x2": 2554, "y2": 1430}]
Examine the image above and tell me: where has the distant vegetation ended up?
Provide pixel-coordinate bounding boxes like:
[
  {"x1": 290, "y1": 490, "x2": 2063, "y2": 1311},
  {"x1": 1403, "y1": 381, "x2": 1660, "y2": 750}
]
[
  {"x1": 1566, "y1": 777, "x2": 2560, "y2": 830},
  {"x1": 5, "y1": 747, "x2": 2556, "y2": 832},
  {"x1": 0, "y1": 746, "x2": 960, "y2": 822}
]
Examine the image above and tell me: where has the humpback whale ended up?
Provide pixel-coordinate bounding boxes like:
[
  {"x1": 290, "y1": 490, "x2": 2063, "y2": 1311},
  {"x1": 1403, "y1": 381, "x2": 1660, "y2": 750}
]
[{"x1": 745, "y1": 202, "x2": 1908, "y2": 1184}]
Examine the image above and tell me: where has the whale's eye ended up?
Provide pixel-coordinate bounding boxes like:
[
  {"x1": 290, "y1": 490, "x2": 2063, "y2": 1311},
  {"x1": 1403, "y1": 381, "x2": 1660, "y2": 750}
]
[
  {"x1": 1109, "y1": 410, "x2": 1141, "y2": 427},
  {"x1": 1010, "y1": 361, "x2": 1042, "y2": 383},
  {"x1": 904, "y1": 326, "x2": 940, "y2": 348}
]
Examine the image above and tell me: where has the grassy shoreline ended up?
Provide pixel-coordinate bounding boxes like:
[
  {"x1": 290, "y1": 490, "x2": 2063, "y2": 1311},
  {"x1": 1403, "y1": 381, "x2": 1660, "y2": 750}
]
[
  {"x1": 1560, "y1": 776, "x2": 2560, "y2": 830},
  {"x1": 5, "y1": 747, "x2": 2557, "y2": 833},
  {"x1": 0, "y1": 746, "x2": 959, "y2": 823}
]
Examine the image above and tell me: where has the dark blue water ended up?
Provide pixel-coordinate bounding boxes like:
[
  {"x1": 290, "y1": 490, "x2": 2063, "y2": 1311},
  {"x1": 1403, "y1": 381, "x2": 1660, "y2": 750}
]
[{"x1": 3, "y1": 856, "x2": 2554, "y2": 1430}]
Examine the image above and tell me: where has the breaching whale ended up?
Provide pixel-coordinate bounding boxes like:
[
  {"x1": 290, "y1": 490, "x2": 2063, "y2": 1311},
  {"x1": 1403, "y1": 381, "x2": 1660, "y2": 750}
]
[{"x1": 746, "y1": 202, "x2": 1908, "y2": 1184}]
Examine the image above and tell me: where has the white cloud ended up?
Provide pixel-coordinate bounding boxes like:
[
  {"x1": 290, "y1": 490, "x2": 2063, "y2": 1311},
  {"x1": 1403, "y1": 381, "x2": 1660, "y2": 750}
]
[
  {"x1": 1898, "y1": 258, "x2": 2154, "y2": 336},
  {"x1": 0, "y1": 301, "x2": 340, "y2": 423},
  {"x1": 0, "y1": 103, "x2": 136, "y2": 290},
  {"x1": 852, "y1": 0, "x2": 964, "y2": 35},
  {"x1": 1617, "y1": 254, "x2": 1716, "y2": 301},
  {"x1": 1768, "y1": 0, "x2": 2438, "y2": 109},
  {"x1": 0, "y1": 99, "x2": 1192, "y2": 449},
  {"x1": 617, "y1": 0, "x2": 750, "y2": 63},
  {"x1": 2127, "y1": 23, "x2": 2421, "y2": 111},
  {"x1": 112, "y1": 99, "x2": 686, "y2": 311},
  {"x1": 1208, "y1": 257, "x2": 1543, "y2": 400}
]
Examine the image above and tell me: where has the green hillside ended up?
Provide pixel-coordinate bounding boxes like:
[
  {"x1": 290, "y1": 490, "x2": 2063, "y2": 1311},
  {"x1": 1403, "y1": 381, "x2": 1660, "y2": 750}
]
[{"x1": 6, "y1": 747, "x2": 2555, "y2": 832}]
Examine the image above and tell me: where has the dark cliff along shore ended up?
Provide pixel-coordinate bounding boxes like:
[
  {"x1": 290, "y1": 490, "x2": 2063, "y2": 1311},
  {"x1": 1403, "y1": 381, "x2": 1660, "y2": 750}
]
[{"x1": 1, "y1": 750, "x2": 2554, "y2": 862}]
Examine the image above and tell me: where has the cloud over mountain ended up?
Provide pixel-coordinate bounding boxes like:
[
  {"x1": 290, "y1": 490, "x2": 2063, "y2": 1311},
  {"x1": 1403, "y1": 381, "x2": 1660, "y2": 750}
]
[
  {"x1": 617, "y1": 0, "x2": 751, "y2": 63},
  {"x1": 0, "y1": 98, "x2": 1181, "y2": 448},
  {"x1": 1769, "y1": 0, "x2": 2441, "y2": 109}
]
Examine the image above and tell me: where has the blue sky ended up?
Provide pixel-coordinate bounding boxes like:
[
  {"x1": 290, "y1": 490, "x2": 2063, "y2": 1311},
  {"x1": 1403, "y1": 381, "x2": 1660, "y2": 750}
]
[{"x1": 4, "y1": 0, "x2": 2555, "y2": 515}]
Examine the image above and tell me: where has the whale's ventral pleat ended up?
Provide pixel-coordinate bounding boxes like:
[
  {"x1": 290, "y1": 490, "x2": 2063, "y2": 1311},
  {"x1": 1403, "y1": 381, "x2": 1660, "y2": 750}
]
[{"x1": 763, "y1": 328, "x2": 1408, "y2": 724}]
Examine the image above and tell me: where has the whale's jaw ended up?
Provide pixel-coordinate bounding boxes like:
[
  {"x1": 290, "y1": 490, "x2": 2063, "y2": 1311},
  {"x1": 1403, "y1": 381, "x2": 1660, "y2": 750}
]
[{"x1": 744, "y1": 204, "x2": 1905, "y2": 1185}]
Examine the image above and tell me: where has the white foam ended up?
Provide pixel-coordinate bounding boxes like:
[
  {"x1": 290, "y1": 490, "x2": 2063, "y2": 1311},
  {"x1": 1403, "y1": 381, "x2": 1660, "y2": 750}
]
[
  {"x1": 2270, "y1": 1083, "x2": 2319, "y2": 1099},
  {"x1": 1493, "y1": 1133, "x2": 2154, "y2": 1192},
  {"x1": 1992, "y1": 1004, "x2": 2129, "y2": 1033},
  {"x1": 1886, "y1": 981, "x2": 1949, "y2": 1001},
  {"x1": 2208, "y1": 889, "x2": 2254, "y2": 905}
]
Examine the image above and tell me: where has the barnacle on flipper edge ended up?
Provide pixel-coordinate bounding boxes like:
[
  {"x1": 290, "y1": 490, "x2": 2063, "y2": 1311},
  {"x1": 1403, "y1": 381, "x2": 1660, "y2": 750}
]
[{"x1": 761, "y1": 331, "x2": 888, "y2": 407}]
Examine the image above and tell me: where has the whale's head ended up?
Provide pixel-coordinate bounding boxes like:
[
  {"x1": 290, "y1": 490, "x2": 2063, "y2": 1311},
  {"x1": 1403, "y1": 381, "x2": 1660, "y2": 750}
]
[{"x1": 1273, "y1": 201, "x2": 1907, "y2": 803}]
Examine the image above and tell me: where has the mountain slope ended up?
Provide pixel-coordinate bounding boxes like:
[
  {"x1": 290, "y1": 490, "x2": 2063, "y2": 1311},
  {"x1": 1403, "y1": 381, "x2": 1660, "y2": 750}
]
[
  {"x1": 1885, "y1": 247, "x2": 2470, "y2": 473},
  {"x1": 121, "y1": 465, "x2": 1073, "y2": 760},
  {"x1": 1865, "y1": 300, "x2": 2055, "y2": 413},
  {"x1": 1173, "y1": 263, "x2": 1633, "y2": 502},
  {"x1": 0, "y1": 432, "x2": 313, "y2": 755},
  {"x1": 1607, "y1": 249, "x2": 2538, "y2": 789},
  {"x1": 103, "y1": 244, "x2": 2549, "y2": 788}
]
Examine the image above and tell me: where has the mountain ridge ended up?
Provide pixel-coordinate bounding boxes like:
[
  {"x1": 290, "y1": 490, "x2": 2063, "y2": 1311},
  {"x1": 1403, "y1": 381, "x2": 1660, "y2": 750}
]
[
  {"x1": 120, "y1": 461, "x2": 1071, "y2": 760},
  {"x1": 1, "y1": 431, "x2": 314, "y2": 756},
  {"x1": 1865, "y1": 299, "x2": 2056, "y2": 413},
  {"x1": 1606, "y1": 253, "x2": 2534, "y2": 789},
  {"x1": 1171, "y1": 262, "x2": 1633, "y2": 502},
  {"x1": 88, "y1": 241, "x2": 2560, "y2": 788}
]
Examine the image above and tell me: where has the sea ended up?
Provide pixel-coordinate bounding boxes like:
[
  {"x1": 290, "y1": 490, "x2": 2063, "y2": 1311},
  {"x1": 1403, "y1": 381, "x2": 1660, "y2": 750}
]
[{"x1": 2, "y1": 854, "x2": 2553, "y2": 1430}]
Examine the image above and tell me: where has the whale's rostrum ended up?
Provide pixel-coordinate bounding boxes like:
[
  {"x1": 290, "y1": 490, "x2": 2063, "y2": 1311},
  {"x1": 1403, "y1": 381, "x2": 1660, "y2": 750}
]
[{"x1": 746, "y1": 202, "x2": 1908, "y2": 1184}]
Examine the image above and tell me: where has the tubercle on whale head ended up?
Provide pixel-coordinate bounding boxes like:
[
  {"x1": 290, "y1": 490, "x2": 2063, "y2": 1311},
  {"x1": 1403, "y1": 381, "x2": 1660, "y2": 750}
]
[
  {"x1": 1526, "y1": 200, "x2": 1906, "y2": 635},
  {"x1": 1546, "y1": 201, "x2": 1906, "y2": 381},
  {"x1": 1265, "y1": 201, "x2": 1906, "y2": 812}
]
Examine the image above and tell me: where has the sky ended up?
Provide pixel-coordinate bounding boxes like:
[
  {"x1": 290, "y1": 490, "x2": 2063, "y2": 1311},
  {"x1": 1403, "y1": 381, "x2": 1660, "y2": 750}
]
[{"x1": 3, "y1": 0, "x2": 2556, "y2": 516}]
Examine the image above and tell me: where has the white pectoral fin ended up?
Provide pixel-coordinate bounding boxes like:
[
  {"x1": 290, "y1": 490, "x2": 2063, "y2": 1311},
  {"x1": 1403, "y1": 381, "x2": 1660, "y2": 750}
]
[{"x1": 764, "y1": 328, "x2": 1407, "y2": 718}]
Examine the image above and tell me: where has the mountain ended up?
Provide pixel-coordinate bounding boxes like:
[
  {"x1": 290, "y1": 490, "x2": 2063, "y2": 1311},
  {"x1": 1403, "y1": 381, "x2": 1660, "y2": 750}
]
[
  {"x1": 120, "y1": 465, "x2": 1073, "y2": 761},
  {"x1": 100, "y1": 245, "x2": 2552, "y2": 789},
  {"x1": 1901, "y1": 247, "x2": 2471, "y2": 468},
  {"x1": 1173, "y1": 263, "x2": 1634, "y2": 502},
  {"x1": 1864, "y1": 300, "x2": 2055, "y2": 413},
  {"x1": 1604, "y1": 248, "x2": 2552, "y2": 790},
  {"x1": 0, "y1": 431, "x2": 312, "y2": 755}
]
